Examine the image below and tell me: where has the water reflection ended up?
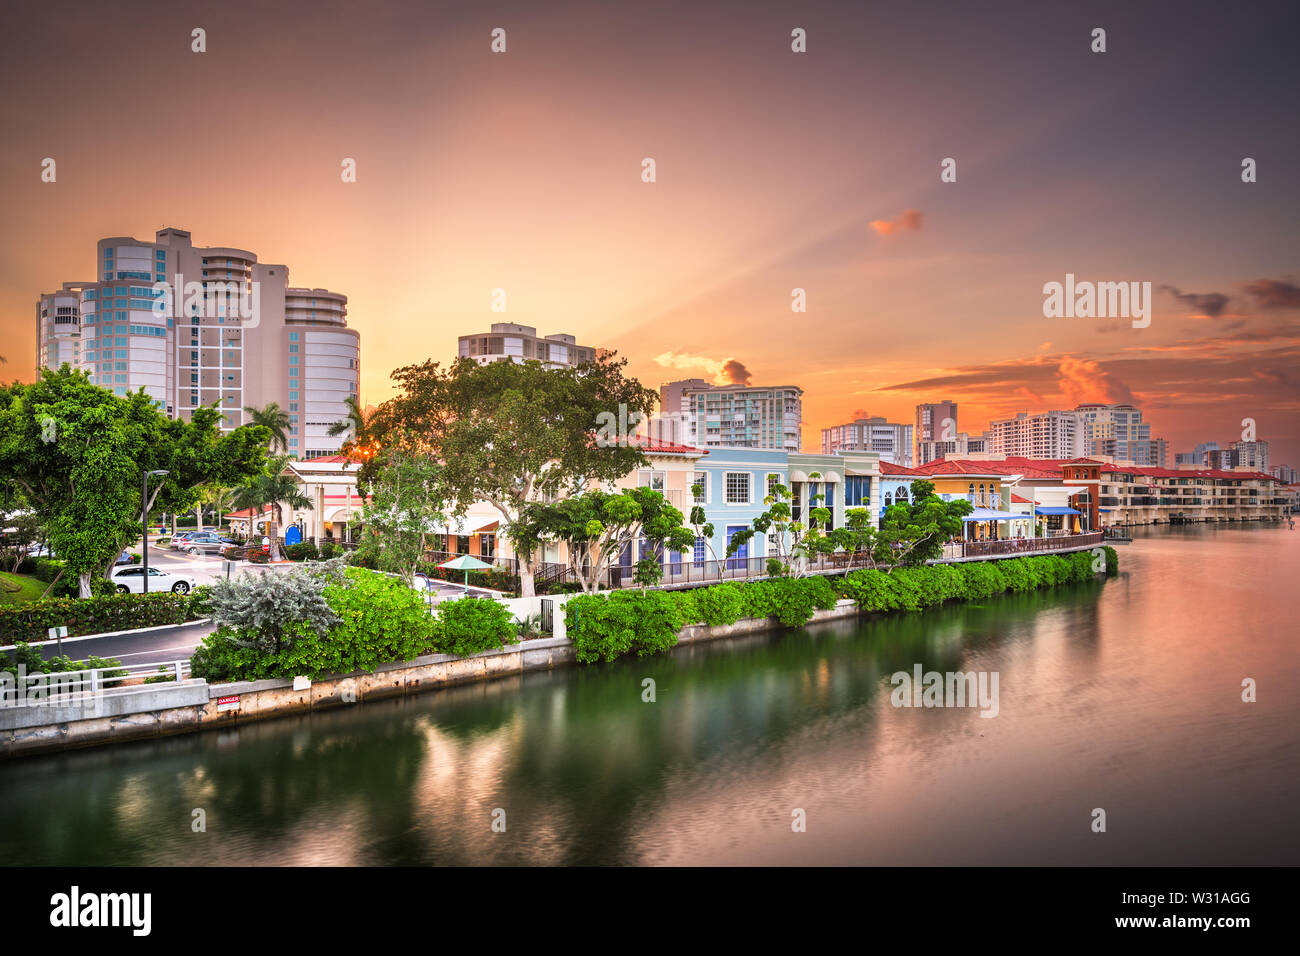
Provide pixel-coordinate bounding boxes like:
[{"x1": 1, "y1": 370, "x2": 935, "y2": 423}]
[{"x1": 2, "y1": 525, "x2": 1297, "y2": 865}]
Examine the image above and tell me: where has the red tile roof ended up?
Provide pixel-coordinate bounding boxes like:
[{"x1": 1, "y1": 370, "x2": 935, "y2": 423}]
[
  {"x1": 224, "y1": 506, "x2": 274, "y2": 519},
  {"x1": 627, "y1": 436, "x2": 708, "y2": 456},
  {"x1": 299, "y1": 454, "x2": 362, "y2": 464},
  {"x1": 879, "y1": 461, "x2": 923, "y2": 476}
]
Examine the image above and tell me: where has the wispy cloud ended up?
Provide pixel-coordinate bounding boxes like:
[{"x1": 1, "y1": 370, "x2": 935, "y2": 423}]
[{"x1": 869, "y1": 208, "x2": 923, "y2": 236}]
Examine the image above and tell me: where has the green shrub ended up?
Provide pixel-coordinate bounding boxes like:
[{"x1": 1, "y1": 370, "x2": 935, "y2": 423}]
[
  {"x1": 1, "y1": 641, "x2": 126, "y2": 680},
  {"x1": 565, "y1": 590, "x2": 683, "y2": 663},
  {"x1": 192, "y1": 567, "x2": 440, "y2": 682},
  {"x1": 435, "y1": 596, "x2": 518, "y2": 657},
  {"x1": 693, "y1": 582, "x2": 745, "y2": 626},
  {"x1": 284, "y1": 541, "x2": 319, "y2": 562},
  {"x1": 740, "y1": 580, "x2": 779, "y2": 620},
  {"x1": 318, "y1": 541, "x2": 339, "y2": 559},
  {"x1": 959, "y1": 561, "x2": 1004, "y2": 599},
  {"x1": 0, "y1": 591, "x2": 207, "y2": 643},
  {"x1": 248, "y1": 548, "x2": 270, "y2": 564},
  {"x1": 668, "y1": 589, "x2": 700, "y2": 625}
]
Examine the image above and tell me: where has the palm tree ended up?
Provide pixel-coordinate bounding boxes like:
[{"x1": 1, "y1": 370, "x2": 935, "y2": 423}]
[
  {"x1": 232, "y1": 456, "x2": 311, "y2": 560},
  {"x1": 243, "y1": 402, "x2": 291, "y2": 453},
  {"x1": 198, "y1": 483, "x2": 235, "y2": 531},
  {"x1": 327, "y1": 396, "x2": 368, "y2": 455}
]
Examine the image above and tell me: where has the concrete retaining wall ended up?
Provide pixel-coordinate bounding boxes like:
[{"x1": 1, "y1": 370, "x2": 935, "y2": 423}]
[{"x1": 0, "y1": 602, "x2": 860, "y2": 760}]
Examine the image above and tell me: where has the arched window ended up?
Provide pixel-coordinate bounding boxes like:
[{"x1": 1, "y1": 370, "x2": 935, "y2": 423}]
[
  {"x1": 896, "y1": 487, "x2": 909, "y2": 503},
  {"x1": 979, "y1": 483, "x2": 985, "y2": 503},
  {"x1": 969, "y1": 483, "x2": 975, "y2": 498},
  {"x1": 884, "y1": 491, "x2": 893, "y2": 507}
]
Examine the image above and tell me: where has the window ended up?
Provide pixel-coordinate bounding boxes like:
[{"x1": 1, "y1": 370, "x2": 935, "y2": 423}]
[
  {"x1": 692, "y1": 472, "x2": 707, "y2": 504},
  {"x1": 725, "y1": 472, "x2": 750, "y2": 504},
  {"x1": 845, "y1": 475, "x2": 870, "y2": 507},
  {"x1": 637, "y1": 470, "x2": 665, "y2": 492},
  {"x1": 766, "y1": 473, "x2": 780, "y2": 499}
]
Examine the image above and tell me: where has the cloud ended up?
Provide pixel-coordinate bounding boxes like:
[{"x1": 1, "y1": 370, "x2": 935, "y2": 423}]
[
  {"x1": 1055, "y1": 356, "x2": 1136, "y2": 406},
  {"x1": 870, "y1": 208, "x2": 923, "y2": 236},
  {"x1": 1242, "y1": 278, "x2": 1300, "y2": 310},
  {"x1": 1160, "y1": 285, "x2": 1230, "y2": 317},
  {"x1": 721, "y1": 359, "x2": 752, "y2": 386},
  {"x1": 653, "y1": 350, "x2": 753, "y2": 386}
]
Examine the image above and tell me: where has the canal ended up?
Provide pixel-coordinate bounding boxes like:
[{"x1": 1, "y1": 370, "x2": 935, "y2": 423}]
[{"x1": 2, "y1": 524, "x2": 1297, "y2": 865}]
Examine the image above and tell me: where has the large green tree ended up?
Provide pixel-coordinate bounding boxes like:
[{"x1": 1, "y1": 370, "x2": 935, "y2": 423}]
[
  {"x1": 0, "y1": 367, "x2": 270, "y2": 596},
  {"x1": 876, "y1": 479, "x2": 972, "y2": 567},
  {"x1": 514, "y1": 486, "x2": 694, "y2": 593},
  {"x1": 364, "y1": 355, "x2": 657, "y2": 596}
]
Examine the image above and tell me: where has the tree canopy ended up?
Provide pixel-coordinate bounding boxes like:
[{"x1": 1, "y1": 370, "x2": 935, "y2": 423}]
[
  {"x1": 363, "y1": 354, "x2": 657, "y2": 595},
  {"x1": 0, "y1": 367, "x2": 270, "y2": 595}
]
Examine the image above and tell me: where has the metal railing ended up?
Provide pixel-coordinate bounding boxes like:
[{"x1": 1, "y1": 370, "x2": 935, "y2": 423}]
[
  {"x1": 0, "y1": 658, "x2": 196, "y2": 709},
  {"x1": 960, "y1": 531, "x2": 1103, "y2": 558}
]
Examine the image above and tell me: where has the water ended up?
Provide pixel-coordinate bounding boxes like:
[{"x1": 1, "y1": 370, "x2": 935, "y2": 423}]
[{"x1": 3, "y1": 524, "x2": 1297, "y2": 866}]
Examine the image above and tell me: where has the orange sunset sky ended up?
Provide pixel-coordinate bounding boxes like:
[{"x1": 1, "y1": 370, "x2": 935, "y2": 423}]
[{"x1": 2, "y1": 0, "x2": 1297, "y2": 464}]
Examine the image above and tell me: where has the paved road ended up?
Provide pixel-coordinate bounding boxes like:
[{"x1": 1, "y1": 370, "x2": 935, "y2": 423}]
[{"x1": 11, "y1": 620, "x2": 214, "y2": 666}]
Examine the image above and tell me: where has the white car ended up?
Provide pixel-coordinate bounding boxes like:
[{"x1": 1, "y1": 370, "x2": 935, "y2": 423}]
[{"x1": 110, "y1": 566, "x2": 197, "y2": 595}]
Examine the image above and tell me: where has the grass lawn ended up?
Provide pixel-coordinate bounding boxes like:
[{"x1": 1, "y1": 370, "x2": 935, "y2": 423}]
[{"x1": 0, "y1": 570, "x2": 48, "y2": 605}]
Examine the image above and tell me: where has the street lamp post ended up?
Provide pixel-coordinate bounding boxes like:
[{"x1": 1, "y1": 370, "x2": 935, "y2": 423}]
[{"x1": 142, "y1": 469, "x2": 170, "y2": 594}]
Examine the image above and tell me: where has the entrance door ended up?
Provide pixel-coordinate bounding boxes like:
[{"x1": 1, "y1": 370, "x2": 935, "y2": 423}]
[{"x1": 726, "y1": 525, "x2": 748, "y2": 572}]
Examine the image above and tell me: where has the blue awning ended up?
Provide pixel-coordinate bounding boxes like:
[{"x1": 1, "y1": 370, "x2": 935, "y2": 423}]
[
  {"x1": 1035, "y1": 506, "x2": 1081, "y2": 515},
  {"x1": 963, "y1": 508, "x2": 1024, "y2": 522}
]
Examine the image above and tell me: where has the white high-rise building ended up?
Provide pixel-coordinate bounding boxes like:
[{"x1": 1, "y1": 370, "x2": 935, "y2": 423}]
[
  {"x1": 664, "y1": 380, "x2": 802, "y2": 452},
  {"x1": 1075, "y1": 403, "x2": 1166, "y2": 466},
  {"x1": 457, "y1": 323, "x2": 599, "y2": 368},
  {"x1": 36, "y1": 227, "x2": 360, "y2": 459},
  {"x1": 987, "y1": 410, "x2": 1085, "y2": 459},
  {"x1": 822, "y1": 416, "x2": 913, "y2": 466}
]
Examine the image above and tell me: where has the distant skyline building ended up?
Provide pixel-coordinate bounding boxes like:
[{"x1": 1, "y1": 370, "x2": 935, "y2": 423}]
[
  {"x1": 918, "y1": 430, "x2": 989, "y2": 464},
  {"x1": 1269, "y1": 463, "x2": 1297, "y2": 484},
  {"x1": 662, "y1": 379, "x2": 803, "y2": 452},
  {"x1": 1075, "y1": 402, "x2": 1167, "y2": 466},
  {"x1": 914, "y1": 400, "x2": 958, "y2": 465},
  {"x1": 36, "y1": 283, "x2": 90, "y2": 372},
  {"x1": 35, "y1": 226, "x2": 360, "y2": 459},
  {"x1": 457, "y1": 323, "x2": 598, "y2": 368},
  {"x1": 987, "y1": 410, "x2": 1086, "y2": 460},
  {"x1": 1230, "y1": 439, "x2": 1269, "y2": 472},
  {"x1": 822, "y1": 416, "x2": 913, "y2": 466}
]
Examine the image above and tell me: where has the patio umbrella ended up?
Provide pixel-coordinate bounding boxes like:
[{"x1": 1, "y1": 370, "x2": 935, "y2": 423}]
[{"x1": 438, "y1": 554, "x2": 493, "y2": 593}]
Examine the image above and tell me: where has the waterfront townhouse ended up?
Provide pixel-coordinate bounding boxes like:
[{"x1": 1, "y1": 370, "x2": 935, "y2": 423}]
[
  {"x1": 905, "y1": 459, "x2": 1028, "y2": 540},
  {"x1": 689, "y1": 449, "x2": 881, "y2": 572},
  {"x1": 693, "y1": 447, "x2": 790, "y2": 570},
  {"x1": 1097, "y1": 465, "x2": 1284, "y2": 525}
]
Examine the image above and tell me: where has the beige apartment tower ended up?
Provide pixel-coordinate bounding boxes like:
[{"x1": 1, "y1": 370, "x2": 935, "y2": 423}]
[{"x1": 36, "y1": 227, "x2": 360, "y2": 459}]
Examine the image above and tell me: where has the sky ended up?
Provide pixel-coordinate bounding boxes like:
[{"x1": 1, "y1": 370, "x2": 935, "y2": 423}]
[{"x1": 2, "y1": 0, "x2": 1297, "y2": 464}]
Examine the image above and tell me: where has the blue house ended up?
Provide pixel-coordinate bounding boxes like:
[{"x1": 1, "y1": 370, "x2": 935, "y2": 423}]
[{"x1": 692, "y1": 447, "x2": 789, "y2": 570}]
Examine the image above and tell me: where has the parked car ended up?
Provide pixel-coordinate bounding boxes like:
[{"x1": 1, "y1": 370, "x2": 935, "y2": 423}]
[
  {"x1": 110, "y1": 566, "x2": 197, "y2": 594},
  {"x1": 114, "y1": 550, "x2": 139, "y2": 565},
  {"x1": 26, "y1": 543, "x2": 55, "y2": 557},
  {"x1": 178, "y1": 532, "x2": 240, "y2": 556},
  {"x1": 168, "y1": 531, "x2": 201, "y2": 550}
]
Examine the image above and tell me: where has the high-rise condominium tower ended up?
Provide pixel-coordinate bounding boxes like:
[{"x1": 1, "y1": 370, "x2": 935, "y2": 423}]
[{"x1": 36, "y1": 227, "x2": 360, "y2": 459}]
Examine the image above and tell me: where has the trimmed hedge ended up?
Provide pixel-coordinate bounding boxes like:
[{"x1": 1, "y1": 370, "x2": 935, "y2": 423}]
[
  {"x1": 567, "y1": 576, "x2": 843, "y2": 664},
  {"x1": 0, "y1": 588, "x2": 213, "y2": 642},
  {"x1": 841, "y1": 547, "x2": 1116, "y2": 613},
  {"x1": 566, "y1": 548, "x2": 1118, "y2": 664}
]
